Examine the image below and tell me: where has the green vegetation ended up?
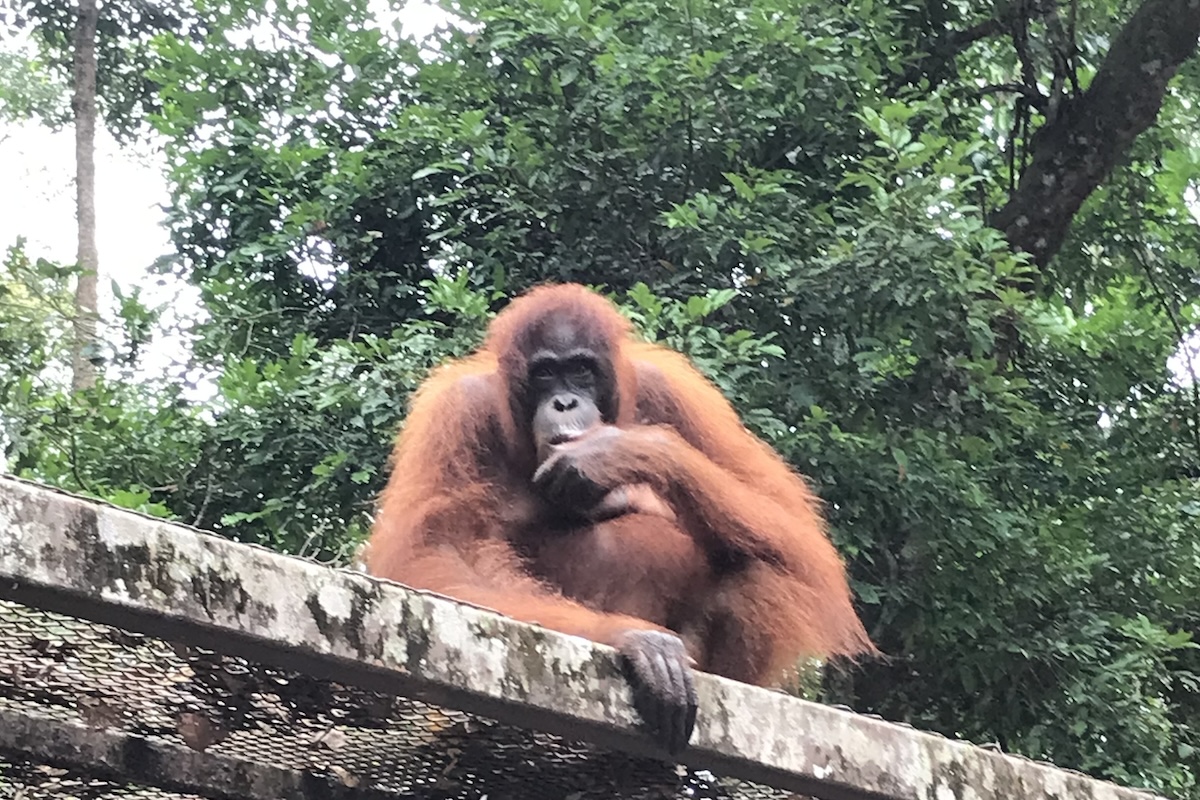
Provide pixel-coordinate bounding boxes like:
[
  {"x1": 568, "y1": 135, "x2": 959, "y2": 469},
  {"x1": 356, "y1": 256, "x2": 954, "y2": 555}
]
[{"x1": 2, "y1": 0, "x2": 1199, "y2": 792}]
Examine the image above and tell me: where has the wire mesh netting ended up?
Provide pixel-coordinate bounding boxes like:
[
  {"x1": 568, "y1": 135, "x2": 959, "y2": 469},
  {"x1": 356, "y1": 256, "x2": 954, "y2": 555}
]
[
  {"x1": 0, "y1": 761, "x2": 207, "y2": 800},
  {"x1": 0, "y1": 599, "x2": 804, "y2": 799}
]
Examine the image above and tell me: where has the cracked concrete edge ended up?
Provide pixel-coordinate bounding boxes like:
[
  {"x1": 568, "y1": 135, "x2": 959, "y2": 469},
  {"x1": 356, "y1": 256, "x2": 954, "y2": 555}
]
[{"x1": 0, "y1": 476, "x2": 1165, "y2": 800}]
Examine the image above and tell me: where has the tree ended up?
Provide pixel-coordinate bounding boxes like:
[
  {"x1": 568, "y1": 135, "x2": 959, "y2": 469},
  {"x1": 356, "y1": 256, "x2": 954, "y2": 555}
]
[
  {"x1": 0, "y1": 47, "x2": 68, "y2": 123},
  {"x1": 0, "y1": 0, "x2": 208, "y2": 386},
  {"x1": 989, "y1": 0, "x2": 1200, "y2": 268},
  {"x1": 4, "y1": 0, "x2": 1200, "y2": 793},
  {"x1": 69, "y1": 0, "x2": 98, "y2": 391}
]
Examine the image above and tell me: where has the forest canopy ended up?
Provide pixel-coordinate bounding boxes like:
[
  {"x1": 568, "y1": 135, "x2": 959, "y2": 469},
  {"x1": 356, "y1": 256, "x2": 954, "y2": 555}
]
[{"x1": 2, "y1": 0, "x2": 1199, "y2": 794}]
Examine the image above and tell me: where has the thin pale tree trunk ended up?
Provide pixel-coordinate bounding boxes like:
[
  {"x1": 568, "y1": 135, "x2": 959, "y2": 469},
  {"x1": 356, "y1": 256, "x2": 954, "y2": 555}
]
[{"x1": 70, "y1": 0, "x2": 100, "y2": 392}]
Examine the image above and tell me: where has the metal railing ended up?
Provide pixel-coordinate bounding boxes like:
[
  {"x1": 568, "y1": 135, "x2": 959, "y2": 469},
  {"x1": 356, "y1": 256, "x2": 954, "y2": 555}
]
[{"x1": 0, "y1": 476, "x2": 1163, "y2": 800}]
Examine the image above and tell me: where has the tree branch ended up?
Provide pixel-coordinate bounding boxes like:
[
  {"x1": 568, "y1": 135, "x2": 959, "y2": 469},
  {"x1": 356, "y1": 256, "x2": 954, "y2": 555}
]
[
  {"x1": 1134, "y1": 245, "x2": 1200, "y2": 461},
  {"x1": 973, "y1": 82, "x2": 1048, "y2": 112},
  {"x1": 894, "y1": 0, "x2": 1057, "y2": 89},
  {"x1": 990, "y1": 0, "x2": 1200, "y2": 270},
  {"x1": 945, "y1": 0, "x2": 1058, "y2": 55}
]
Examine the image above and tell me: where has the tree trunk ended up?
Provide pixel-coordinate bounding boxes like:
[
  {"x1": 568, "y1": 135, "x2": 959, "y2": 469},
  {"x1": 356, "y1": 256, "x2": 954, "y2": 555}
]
[
  {"x1": 70, "y1": 0, "x2": 100, "y2": 392},
  {"x1": 990, "y1": 0, "x2": 1200, "y2": 269}
]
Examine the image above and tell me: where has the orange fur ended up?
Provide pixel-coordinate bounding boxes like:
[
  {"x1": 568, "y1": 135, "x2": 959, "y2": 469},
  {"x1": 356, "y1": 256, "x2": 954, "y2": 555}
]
[{"x1": 366, "y1": 284, "x2": 876, "y2": 686}]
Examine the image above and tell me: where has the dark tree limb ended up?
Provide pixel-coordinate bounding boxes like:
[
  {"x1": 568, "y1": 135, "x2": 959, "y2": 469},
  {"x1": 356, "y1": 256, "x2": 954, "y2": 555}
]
[
  {"x1": 940, "y1": 0, "x2": 1061, "y2": 57},
  {"x1": 990, "y1": 0, "x2": 1200, "y2": 270},
  {"x1": 894, "y1": 0, "x2": 1058, "y2": 89},
  {"x1": 974, "y1": 82, "x2": 1048, "y2": 111}
]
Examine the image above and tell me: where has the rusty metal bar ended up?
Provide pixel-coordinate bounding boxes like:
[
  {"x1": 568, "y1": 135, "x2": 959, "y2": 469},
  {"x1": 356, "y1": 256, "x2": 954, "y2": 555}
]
[{"x1": 0, "y1": 476, "x2": 1163, "y2": 800}]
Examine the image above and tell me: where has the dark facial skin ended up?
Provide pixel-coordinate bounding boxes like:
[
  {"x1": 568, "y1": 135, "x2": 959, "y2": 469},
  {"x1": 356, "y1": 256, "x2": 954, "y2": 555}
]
[
  {"x1": 529, "y1": 347, "x2": 635, "y2": 520},
  {"x1": 526, "y1": 339, "x2": 670, "y2": 523},
  {"x1": 529, "y1": 345, "x2": 605, "y2": 466}
]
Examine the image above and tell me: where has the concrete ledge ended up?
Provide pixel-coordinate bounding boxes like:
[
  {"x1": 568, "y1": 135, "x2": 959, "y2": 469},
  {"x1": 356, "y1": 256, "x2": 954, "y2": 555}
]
[{"x1": 0, "y1": 476, "x2": 1163, "y2": 800}]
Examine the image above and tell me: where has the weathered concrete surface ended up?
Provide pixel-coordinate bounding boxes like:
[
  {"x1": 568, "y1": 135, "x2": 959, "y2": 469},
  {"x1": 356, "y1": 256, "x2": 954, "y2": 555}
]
[{"x1": 0, "y1": 476, "x2": 1164, "y2": 800}]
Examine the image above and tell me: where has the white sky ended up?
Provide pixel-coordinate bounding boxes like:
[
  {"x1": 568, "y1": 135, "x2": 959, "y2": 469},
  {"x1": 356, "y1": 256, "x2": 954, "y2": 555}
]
[
  {"x1": 0, "y1": 121, "x2": 173, "y2": 316},
  {"x1": 0, "y1": 1, "x2": 453, "y2": 384}
]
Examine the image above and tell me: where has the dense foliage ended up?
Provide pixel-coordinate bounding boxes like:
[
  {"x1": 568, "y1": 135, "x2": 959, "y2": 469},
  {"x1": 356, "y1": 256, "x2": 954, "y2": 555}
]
[{"x1": 3, "y1": 0, "x2": 1200, "y2": 793}]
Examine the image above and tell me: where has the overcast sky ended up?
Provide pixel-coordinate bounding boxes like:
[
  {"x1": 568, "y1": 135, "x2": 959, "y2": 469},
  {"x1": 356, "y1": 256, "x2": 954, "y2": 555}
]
[
  {"x1": 0, "y1": 119, "x2": 174, "y2": 298},
  {"x1": 0, "y1": 1, "x2": 451, "y2": 384}
]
